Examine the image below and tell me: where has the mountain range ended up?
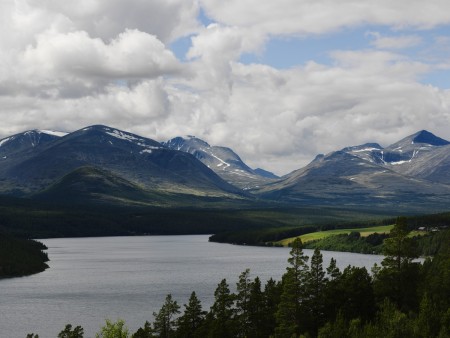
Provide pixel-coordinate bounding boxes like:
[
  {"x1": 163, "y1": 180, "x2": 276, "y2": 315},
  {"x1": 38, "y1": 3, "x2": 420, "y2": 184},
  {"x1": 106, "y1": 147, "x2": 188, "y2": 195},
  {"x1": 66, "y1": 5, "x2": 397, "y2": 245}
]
[{"x1": 1, "y1": 126, "x2": 450, "y2": 212}]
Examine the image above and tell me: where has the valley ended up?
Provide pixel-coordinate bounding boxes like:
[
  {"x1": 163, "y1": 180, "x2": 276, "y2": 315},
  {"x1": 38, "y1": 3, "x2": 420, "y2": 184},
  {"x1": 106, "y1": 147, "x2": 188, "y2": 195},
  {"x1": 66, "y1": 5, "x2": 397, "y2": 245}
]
[{"x1": 1, "y1": 125, "x2": 450, "y2": 244}]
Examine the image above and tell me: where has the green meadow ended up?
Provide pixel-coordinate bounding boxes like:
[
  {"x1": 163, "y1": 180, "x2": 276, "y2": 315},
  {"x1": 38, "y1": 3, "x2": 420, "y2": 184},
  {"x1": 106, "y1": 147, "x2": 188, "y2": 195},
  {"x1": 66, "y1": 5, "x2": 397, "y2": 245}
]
[{"x1": 277, "y1": 224, "x2": 394, "y2": 246}]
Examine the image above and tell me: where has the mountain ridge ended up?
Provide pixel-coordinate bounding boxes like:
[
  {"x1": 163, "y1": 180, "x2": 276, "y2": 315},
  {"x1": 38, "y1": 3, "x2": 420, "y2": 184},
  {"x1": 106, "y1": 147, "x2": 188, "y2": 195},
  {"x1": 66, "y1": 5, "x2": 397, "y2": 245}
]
[{"x1": 1, "y1": 126, "x2": 450, "y2": 212}]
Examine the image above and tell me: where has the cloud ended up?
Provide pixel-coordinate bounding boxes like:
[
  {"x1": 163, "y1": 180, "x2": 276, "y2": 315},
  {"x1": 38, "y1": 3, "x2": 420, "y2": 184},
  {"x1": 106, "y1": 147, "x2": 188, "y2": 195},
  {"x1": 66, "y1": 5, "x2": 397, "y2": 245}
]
[
  {"x1": 200, "y1": 0, "x2": 450, "y2": 36},
  {"x1": 25, "y1": 0, "x2": 201, "y2": 43},
  {"x1": 1, "y1": 0, "x2": 450, "y2": 176},
  {"x1": 23, "y1": 29, "x2": 181, "y2": 81},
  {"x1": 367, "y1": 32, "x2": 422, "y2": 49}
]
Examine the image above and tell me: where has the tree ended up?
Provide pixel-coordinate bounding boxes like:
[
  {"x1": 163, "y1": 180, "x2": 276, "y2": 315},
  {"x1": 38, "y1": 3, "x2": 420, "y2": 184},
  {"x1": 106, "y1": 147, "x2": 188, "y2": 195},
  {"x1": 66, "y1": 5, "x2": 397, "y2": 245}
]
[
  {"x1": 262, "y1": 278, "x2": 282, "y2": 337},
  {"x1": 305, "y1": 248, "x2": 327, "y2": 336},
  {"x1": 176, "y1": 292, "x2": 206, "y2": 338},
  {"x1": 326, "y1": 258, "x2": 340, "y2": 280},
  {"x1": 152, "y1": 294, "x2": 180, "y2": 338},
  {"x1": 382, "y1": 217, "x2": 418, "y2": 271},
  {"x1": 208, "y1": 279, "x2": 236, "y2": 338},
  {"x1": 236, "y1": 269, "x2": 252, "y2": 337},
  {"x1": 132, "y1": 321, "x2": 153, "y2": 338},
  {"x1": 58, "y1": 324, "x2": 84, "y2": 338},
  {"x1": 375, "y1": 217, "x2": 420, "y2": 311},
  {"x1": 95, "y1": 319, "x2": 129, "y2": 338},
  {"x1": 335, "y1": 266, "x2": 375, "y2": 322},
  {"x1": 416, "y1": 293, "x2": 440, "y2": 338},
  {"x1": 275, "y1": 237, "x2": 309, "y2": 337},
  {"x1": 246, "y1": 276, "x2": 266, "y2": 338}
]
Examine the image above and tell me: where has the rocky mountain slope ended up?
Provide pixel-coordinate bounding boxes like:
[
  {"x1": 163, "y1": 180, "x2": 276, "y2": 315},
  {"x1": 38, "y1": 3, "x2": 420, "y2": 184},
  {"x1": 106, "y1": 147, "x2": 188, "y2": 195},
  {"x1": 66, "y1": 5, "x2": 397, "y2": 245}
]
[
  {"x1": 253, "y1": 130, "x2": 450, "y2": 211},
  {"x1": 163, "y1": 136, "x2": 278, "y2": 189},
  {"x1": 0, "y1": 125, "x2": 246, "y2": 204},
  {"x1": 1, "y1": 126, "x2": 450, "y2": 212}
]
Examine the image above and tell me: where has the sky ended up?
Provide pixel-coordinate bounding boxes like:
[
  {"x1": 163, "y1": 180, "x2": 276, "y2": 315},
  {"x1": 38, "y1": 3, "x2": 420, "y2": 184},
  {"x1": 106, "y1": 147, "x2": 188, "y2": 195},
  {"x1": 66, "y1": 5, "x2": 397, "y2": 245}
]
[{"x1": 1, "y1": 0, "x2": 450, "y2": 175}]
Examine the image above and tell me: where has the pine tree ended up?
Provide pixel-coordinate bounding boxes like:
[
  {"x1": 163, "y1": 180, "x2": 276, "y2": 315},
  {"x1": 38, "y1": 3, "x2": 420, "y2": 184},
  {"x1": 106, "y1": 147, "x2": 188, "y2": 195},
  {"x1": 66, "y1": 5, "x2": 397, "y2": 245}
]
[
  {"x1": 262, "y1": 278, "x2": 282, "y2": 337},
  {"x1": 275, "y1": 237, "x2": 309, "y2": 337},
  {"x1": 375, "y1": 216, "x2": 420, "y2": 311},
  {"x1": 326, "y1": 257, "x2": 340, "y2": 280},
  {"x1": 176, "y1": 292, "x2": 205, "y2": 338},
  {"x1": 152, "y1": 294, "x2": 180, "y2": 338},
  {"x1": 247, "y1": 276, "x2": 266, "y2": 338},
  {"x1": 236, "y1": 269, "x2": 252, "y2": 337},
  {"x1": 132, "y1": 321, "x2": 153, "y2": 338},
  {"x1": 209, "y1": 279, "x2": 236, "y2": 338},
  {"x1": 305, "y1": 248, "x2": 327, "y2": 336},
  {"x1": 382, "y1": 217, "x2": 418, "y2": 271}
]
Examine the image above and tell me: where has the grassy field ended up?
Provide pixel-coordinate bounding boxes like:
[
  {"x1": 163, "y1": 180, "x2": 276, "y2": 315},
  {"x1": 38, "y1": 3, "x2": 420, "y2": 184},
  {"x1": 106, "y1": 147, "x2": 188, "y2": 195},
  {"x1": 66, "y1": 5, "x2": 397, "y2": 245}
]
[{"x1": 277, "y1": 225, "x2": 394, "y2": 247}]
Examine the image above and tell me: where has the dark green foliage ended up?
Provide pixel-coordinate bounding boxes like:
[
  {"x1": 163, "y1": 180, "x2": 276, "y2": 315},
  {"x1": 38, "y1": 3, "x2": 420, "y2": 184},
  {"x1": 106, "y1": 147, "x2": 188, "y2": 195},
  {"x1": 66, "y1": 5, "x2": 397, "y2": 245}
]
[
  {"x1": 374, "y1": 217, "x2": 422, "y2": 312},
  {"x1": 58, "y1": 324, "x2": 84, "y2": 338},
  {"x1": 235, "y1": 269, "x2": 252, "y2": 337},
  {"x1": 304, "y1": 232, "x2": 387, "y2": 254},
  {"x1": 152, "y1": 294, "x2": 180, "y2": 338},
  {"x1": 275, "y1": 238, "x2": 309, "y2": 337},
  {"x1": 246, "y1": 276, "x2": 266, "y2": 338},
  {"x1": 334, "y1": 266, "x2": 375, "y2": 321},
  {"x1": 176, "y1": 292, "x2": 205, "y2": 338},
  {"x1": 0, "y1": 233, "x2": 49, "y2": 278},
  {"x1": 261, "y1": 278, "x2": 282, "y2": 336},
  {"x1": 132, "y1": 321, "x2": 153, "y2": 338},
  {"x1": 210, "y1": 226, "x2": 318, "y2": 246},
  {"x1": 304, "y1": 248, "x2": 328, "y2": 336},
  {"x1": 207, "y1": 279, "x2": 237, "y2": 338}
]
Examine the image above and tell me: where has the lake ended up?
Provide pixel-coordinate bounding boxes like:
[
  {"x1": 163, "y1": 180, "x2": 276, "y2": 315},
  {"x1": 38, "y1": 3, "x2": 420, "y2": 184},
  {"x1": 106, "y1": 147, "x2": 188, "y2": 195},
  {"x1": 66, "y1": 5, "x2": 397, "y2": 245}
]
[{"x1": 0, "y1": 235, "x2": 384, "y2": 337}]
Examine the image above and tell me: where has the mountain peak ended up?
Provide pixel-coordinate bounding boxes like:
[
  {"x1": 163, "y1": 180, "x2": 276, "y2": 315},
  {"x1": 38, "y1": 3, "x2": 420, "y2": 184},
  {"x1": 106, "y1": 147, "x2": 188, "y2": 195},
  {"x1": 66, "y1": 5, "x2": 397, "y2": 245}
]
[{"x1": 411, "y1": 130, "x2": 449, "y2": 146}]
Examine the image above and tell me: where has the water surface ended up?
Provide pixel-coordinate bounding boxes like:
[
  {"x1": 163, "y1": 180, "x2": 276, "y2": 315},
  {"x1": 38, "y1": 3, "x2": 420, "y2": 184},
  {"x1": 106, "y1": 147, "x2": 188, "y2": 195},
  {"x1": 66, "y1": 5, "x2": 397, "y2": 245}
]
[{"x1": 0, "y1": 235, "x2": 384, "y2": 337}]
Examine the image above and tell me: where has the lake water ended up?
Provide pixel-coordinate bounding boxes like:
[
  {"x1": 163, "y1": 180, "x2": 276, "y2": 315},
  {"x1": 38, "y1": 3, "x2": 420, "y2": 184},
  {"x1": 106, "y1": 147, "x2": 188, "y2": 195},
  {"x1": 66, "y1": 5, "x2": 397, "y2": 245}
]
[{"x1": 0, "y1": 235, "x2": 384, "y2": 337}]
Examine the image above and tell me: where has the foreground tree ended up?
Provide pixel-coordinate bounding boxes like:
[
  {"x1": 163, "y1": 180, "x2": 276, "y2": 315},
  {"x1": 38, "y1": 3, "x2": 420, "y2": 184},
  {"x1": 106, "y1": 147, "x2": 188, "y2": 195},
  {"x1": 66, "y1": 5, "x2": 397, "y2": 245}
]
[
  {"x1": 176, "y1": 292, "x2": 206, "y2": 338},
  {"x1": 235, "y1": 269, "x2": 252, "y2": 337},
  {"x1": 132, "y1": 321, "x2": 153, "y2": 338},
  {"x1": 374, "y1": 217, "x2": 420, "y2": 311},
  {"x1": 262, "y1": 278, "x2": 282, "y2": 337},
  {"x1": 152, "y1": 294, "x2": 180, "y2": 338},
  {"x1": 275, "y1": 237, "x2": 309, "y2": 337},
  {"x1": 208, "y1": 279, "x2": 236, "y2": 338},
  {"x1": 58, "y1": 324, "x2": 84, "y2": 338},
  {"x1": 305, "y1": 248, "x2": 327, "y2": 336},
  {"x1": 95, "y1": 319, "x2": 129, "y2": 338}
]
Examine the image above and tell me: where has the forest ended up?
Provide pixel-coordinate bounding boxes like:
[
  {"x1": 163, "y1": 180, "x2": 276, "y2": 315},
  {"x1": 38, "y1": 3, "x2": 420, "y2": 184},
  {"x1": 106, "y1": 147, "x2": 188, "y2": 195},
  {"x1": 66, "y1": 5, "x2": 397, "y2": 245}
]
[
  {"x1": 27, "y1": 217, "x2": 450, "y2": 338},
  {"x1": 0, "y1": 234, "x2": 48, "y2": 278}
]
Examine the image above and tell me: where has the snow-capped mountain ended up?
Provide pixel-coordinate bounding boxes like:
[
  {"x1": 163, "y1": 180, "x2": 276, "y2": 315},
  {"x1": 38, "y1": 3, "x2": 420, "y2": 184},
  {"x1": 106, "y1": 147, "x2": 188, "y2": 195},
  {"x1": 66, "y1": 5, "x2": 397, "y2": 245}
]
[
  {"x1": 2, "y1": 126, "x2": 450, "y2": 211},
  {"x1": 163, "y1": 136, "x2": 278, "y2": 189},
  {"x1": 0, "y1": 125, "x2": 245, "y2": 202},
  {"x1": 0, "y1": 129, "x2": 67, "y2": 158},
  {"x1": 253, "y1": 130, "x2": 450, "y2": 211},
  {"x1": 343, "y1": 130, "x2": 450, "y2": 184}
]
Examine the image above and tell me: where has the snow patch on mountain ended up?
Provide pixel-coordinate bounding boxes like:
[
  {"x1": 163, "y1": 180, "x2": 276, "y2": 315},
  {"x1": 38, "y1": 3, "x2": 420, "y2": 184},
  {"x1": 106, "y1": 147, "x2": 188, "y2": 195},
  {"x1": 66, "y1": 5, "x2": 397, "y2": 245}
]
[
  {"x1": 0, "y1": 137, "x2": 13, "y2": 147},
  {"x1": 38, "y1": 130, "x2": 68, "y2": 137}
]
